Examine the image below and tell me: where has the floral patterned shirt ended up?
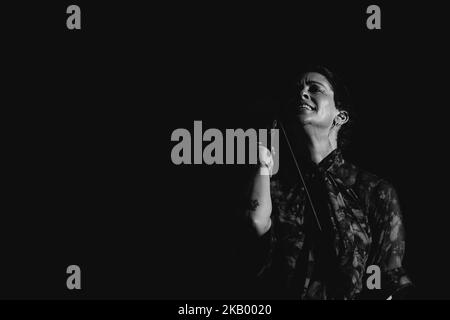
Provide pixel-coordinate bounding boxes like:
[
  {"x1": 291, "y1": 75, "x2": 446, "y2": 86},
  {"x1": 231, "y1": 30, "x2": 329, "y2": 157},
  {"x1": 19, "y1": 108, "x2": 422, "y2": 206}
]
[{"x1": 252, "y1": 148, "x2": 413, "y2": 300}]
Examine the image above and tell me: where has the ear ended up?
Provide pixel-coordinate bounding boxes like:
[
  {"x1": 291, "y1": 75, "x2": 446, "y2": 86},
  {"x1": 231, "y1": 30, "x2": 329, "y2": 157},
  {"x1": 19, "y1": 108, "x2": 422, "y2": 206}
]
[{"x1": 334, "y1": 110, "x2": 349, "y2": 126}]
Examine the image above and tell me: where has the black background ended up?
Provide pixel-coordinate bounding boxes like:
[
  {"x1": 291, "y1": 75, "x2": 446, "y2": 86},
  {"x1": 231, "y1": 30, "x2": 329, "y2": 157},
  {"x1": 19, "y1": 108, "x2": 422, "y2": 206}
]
[{"x1": 2, "y1": 2, "x2": 449, "y2": 299}]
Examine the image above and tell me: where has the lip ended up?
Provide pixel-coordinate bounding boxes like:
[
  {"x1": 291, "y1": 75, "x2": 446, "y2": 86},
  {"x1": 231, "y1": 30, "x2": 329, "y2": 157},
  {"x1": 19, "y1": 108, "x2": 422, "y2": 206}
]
[{"x1": 298, "y1": 101, "x2": 316, "y2": 112}]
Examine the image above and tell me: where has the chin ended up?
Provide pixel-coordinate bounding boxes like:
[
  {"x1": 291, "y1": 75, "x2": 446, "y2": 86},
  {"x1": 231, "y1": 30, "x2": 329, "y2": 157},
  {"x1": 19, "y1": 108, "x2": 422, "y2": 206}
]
[{"x1": 296, "y1": 114, "x2": 314, "y2": 125}]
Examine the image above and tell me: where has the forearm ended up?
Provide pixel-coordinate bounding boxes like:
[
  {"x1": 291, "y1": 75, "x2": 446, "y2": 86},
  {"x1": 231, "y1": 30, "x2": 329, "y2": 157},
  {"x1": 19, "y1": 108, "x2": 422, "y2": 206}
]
[{"x1": 247, "y1": 166, "x2": 272, "y2": 236}]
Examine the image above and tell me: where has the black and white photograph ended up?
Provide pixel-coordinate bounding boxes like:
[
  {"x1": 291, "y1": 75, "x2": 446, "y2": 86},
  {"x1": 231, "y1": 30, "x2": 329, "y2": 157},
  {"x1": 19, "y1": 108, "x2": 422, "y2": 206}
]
[{"x1": 2, "y1": 1, "x2": 450, "y2": 309}]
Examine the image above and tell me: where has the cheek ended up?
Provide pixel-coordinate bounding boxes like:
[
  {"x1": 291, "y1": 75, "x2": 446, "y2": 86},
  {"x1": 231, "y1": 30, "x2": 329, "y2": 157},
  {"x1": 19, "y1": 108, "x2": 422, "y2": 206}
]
[{"x1": 318, "y1": 99, "x2": 337, "y2": 119}]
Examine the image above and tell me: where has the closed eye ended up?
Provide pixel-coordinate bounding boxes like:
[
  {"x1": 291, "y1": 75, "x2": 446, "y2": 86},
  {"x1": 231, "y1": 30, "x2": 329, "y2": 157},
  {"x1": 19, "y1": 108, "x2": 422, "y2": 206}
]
[{"x1": 309, "y1": 84, "x2": 325, "y2": 93}]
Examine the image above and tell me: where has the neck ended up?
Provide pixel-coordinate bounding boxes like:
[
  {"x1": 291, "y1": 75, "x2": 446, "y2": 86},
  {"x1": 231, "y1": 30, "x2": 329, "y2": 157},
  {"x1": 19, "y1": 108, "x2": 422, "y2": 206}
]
[{"x1": 303, "y1": 126, "x2": 338, "y2": 164}]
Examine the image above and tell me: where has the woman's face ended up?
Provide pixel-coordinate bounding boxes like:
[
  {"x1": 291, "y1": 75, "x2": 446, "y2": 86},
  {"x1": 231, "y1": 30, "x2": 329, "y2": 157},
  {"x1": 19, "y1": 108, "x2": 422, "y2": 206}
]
[{"x1": 293, "y1": 72, "x2": 339, "y2": 131}]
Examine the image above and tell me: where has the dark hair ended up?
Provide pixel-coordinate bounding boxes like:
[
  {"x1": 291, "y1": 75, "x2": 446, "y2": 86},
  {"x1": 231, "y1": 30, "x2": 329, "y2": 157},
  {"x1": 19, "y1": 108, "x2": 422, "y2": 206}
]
[{"x1": 285, "y1": 65, "x2": 355, "y2": 149}]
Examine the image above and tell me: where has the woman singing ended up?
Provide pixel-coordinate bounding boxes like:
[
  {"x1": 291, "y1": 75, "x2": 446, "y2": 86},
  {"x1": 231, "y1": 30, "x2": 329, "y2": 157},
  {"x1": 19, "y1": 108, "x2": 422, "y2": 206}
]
[{"x1": 243, "y1": 65, "x2": 414, "y2": 300}]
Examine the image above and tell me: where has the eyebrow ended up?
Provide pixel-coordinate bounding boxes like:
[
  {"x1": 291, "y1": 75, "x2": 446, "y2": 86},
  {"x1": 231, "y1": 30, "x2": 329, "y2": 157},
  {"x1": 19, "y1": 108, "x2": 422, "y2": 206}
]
[
  {"x1": 304, "y1": 80, "x2": 330, "y2": 90},
  {"x1": 297, "y1": 80, "x2": 332, "y2": 92}
]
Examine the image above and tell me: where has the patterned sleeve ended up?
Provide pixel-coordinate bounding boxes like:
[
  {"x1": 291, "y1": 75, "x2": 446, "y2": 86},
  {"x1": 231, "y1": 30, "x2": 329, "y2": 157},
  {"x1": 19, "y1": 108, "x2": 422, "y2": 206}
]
[{"x1": 368, "y1": 180, "x2": 414, "y2": 299}]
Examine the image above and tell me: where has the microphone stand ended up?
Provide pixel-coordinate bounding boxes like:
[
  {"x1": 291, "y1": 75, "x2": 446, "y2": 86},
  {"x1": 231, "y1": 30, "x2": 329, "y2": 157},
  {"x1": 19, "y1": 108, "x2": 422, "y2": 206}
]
[{"x1": 273, "y1": 119, "x2": 323, "y2": 232}]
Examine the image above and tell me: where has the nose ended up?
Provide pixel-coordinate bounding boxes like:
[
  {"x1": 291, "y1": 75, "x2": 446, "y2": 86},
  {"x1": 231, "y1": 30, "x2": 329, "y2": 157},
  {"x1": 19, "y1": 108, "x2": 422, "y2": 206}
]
[{"x1": 300, "y1": 89, "x2": 310, "y2": 101}]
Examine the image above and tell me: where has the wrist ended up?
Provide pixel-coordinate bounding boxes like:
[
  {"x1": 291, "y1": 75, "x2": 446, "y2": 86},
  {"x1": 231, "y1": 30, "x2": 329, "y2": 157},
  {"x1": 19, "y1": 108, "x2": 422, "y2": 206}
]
[{"x1": 258, "y1": 165, "x2": 271, "y2": 176}]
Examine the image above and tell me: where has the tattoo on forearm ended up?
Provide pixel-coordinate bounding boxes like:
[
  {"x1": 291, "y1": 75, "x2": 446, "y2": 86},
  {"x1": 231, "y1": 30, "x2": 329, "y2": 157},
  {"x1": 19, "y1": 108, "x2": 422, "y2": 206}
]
[{"x1": 248, "y1": 199, "x2": 260, "y2": 211}]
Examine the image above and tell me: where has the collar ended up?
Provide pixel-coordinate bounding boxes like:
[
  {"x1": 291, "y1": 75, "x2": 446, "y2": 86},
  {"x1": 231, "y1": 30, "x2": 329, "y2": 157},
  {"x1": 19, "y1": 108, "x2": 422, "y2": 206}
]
[{"x1": 315, "y1": 148, "x2": 345, "y2": 174}]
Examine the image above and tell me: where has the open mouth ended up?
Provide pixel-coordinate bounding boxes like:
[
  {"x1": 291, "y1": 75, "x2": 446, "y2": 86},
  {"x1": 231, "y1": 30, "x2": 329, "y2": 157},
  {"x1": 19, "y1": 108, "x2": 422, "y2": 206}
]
[{"x1": 298, "y1": 103, "x2": 315, "y2": 111}]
